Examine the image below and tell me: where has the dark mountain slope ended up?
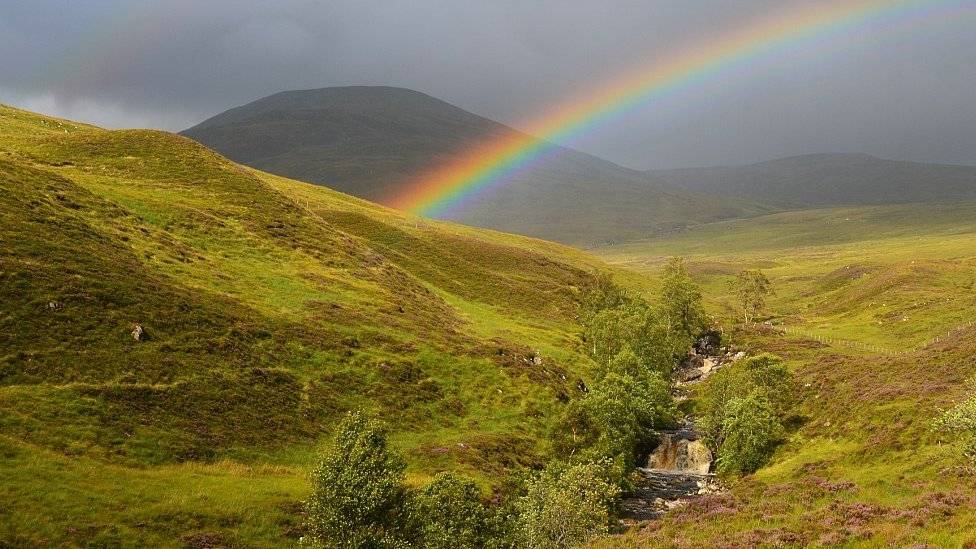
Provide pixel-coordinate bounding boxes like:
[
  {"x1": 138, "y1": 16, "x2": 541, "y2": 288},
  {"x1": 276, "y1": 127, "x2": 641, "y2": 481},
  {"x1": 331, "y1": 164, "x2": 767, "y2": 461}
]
[
  {"x1": 182, "y1": 86, "x2": 771, "y2": 244},
  {"x1": 650, "y1": 153, "x2": 976, "y2": 206}
]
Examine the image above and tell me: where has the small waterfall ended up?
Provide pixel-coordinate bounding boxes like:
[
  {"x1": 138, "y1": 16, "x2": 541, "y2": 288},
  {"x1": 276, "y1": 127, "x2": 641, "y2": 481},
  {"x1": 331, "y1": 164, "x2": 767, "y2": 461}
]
[{"x1": 647, "y1": 426, "x2": 712, "y2": 475}]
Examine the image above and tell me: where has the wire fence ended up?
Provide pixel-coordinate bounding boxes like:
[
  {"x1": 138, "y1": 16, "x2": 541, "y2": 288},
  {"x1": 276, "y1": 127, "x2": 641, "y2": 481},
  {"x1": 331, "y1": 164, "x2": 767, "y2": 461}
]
[{"x1": 780, "y1": 319, "x2": 976, "y2": 356}]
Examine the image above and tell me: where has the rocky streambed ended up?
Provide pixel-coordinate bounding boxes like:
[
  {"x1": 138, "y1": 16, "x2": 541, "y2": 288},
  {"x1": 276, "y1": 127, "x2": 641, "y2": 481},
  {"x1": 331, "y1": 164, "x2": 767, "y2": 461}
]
[
  {"x1": 621, "y1": 346, "x2": 744, "y2": 523},
  {"x1": 621, "y1": 421, "x2": 723, "y2": 521}
]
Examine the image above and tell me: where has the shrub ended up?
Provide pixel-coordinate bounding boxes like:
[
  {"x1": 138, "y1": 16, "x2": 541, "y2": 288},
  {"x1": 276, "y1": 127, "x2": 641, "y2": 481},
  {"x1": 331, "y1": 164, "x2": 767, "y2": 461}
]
[
  {"x1": 934, "y1": 377, "x2": 976, "y2": 459},
  {"x1": 514, "y1": 461, "x2": 620, "y2": 549},
  {"x1": 302, "y1": 413, "x2": 413, "y2": 548},
  {"x1": 413, "y1": 473, "x2": 492, "y2": 549},
  {"x1": 555, "y1": 355, "x2": 676, "y2": 477}
]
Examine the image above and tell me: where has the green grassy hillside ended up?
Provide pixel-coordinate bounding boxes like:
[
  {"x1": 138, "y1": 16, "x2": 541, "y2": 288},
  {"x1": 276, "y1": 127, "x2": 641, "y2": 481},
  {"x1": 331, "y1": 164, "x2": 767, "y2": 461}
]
[
  {"x1": 182, "y1": 87, "x2": 773, "y2": 246},
  {"x1": 595, "y1": 204, "x2": 976, "y2": 546},
  {"x1": 0, "y1": 105, "x2": 613, "y2": 546}
]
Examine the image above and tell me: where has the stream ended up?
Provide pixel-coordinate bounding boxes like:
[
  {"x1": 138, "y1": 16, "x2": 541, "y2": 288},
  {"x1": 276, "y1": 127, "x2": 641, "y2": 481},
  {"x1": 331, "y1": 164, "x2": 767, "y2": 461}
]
[{"x1": 620, "y1": 347, "x2": 742, "y2": 523}]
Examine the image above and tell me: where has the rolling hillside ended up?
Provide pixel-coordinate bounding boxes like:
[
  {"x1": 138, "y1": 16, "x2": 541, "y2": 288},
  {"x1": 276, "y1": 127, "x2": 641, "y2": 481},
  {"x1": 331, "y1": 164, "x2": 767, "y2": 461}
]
[
  {"x1": 650, "y1": 153, "x2": 976, "y2": 206},
  {"x1": 595, "y1": 204, "x2": 976, "y2": 546},
  {"x1": 0, "y1": 104, "x2": 615, "y2": 546},
  {"x1": 182, "y1": 86, "x2": 771, "y2": 245}
]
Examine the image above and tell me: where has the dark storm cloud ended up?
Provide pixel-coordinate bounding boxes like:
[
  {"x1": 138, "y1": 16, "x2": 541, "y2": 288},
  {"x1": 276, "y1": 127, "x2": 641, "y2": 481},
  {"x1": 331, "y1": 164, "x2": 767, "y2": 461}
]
[{"x1": 2, "y1": 0, "x2": 974, "y2": 167}]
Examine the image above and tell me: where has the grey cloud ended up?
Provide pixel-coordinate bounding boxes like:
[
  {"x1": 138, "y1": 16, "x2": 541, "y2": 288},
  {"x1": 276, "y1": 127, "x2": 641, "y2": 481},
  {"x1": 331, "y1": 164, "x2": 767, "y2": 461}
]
[{"x1": 1, "y1": 0, "x2": 973, "y2": 168}]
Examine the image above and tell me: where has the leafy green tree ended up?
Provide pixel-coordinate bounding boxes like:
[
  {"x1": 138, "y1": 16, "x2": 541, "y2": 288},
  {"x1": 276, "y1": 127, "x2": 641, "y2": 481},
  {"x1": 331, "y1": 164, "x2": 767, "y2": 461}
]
[
  {"x1": 414, "y1": 473, "x2": 492, "y2": 549},
  {"x1": 302, "y1": 413, "x2": 412, "y2": 548},
  {"x1": 741, "y1": 353, "x2": 796, "y2": 417},
  {"x1": 698, "y1": 354, "x2": 796, "y2": 475},
  {"x1": 554, "y1": 355, "x2": 676, "y2": 481},
  {"x1": 715, "y1": 390, "x2": 784, "y2": 474},
  {"x1": 579, "y1": 272, "x2": 628, "y2": 326},
  {"x1": 732, "y1": 269, "x2": 774, "y2": 323},
  {"x1": 514, "y1": 462, "x2": 620, "y2": 549},
  {"x1": 660, "y1": 257, "x2": 708, "y2": 339},
  {"x1": 583, "y1": 300, "x2": 682, "y2": 376}
]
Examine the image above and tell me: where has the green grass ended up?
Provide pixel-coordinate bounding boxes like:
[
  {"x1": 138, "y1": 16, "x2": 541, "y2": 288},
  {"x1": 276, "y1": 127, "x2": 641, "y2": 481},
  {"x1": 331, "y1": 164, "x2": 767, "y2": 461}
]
[
  {"x1": 599, "y1": 203, "x2": 976, "y2": 350},
  {"x1": 0, "y1": 104, "x2": 607, "y2": 545},
  {"x1": 6, "y1": 102, "x2": 976, "y2": 546},
  {"x1": 593, "y1": 204, "x2": 976, "y2": 546}
]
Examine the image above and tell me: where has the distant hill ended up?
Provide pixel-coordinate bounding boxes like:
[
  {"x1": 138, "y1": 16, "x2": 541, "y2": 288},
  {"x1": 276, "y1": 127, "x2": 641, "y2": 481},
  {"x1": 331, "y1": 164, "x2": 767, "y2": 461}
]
[
  {"x1": 182, "y1": 86, "x2": 771, "y2": 244},
  {"x1": 650, "y1": 153, "x2": 976, "y2": 206}
]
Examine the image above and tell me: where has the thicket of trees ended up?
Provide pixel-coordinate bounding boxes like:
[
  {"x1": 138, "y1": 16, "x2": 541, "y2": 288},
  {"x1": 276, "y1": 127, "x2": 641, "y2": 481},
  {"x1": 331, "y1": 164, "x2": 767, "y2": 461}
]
[
  {"x1": 558, "y1": 260, "x2": 709, "y2": 480},
  {"x1": 302, "y1": 414, "x2": 619, "y2": 549}
]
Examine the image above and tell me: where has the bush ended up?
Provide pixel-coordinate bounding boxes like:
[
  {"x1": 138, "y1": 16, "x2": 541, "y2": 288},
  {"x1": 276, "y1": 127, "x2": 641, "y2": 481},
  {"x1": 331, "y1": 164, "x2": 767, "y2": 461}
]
[
  {"x1": 413, "y1": 473, "x2": 492, "y2": 549},
  {"x1": 302, "y1": 413, "x2": 413, "y2": 548},
  {"x1": 555, "y1": 350, "x2": 677, "y2": 477},
  {"x1": 514, "y1": 461, "x2": 620, "y2": 549},
  {"x1": 934, "y1": 377, "x2": 976, "y2": 459}
]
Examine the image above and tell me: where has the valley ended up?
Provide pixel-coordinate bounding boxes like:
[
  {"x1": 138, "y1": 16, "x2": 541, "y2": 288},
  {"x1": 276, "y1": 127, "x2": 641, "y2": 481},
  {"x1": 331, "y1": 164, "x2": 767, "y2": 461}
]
[
  {"x1": 3, "y1": 101, "x2": 976, "y2": 547},
  {"x1": 5, "y1": 1, "x2": 976, "y2": 546},
  {"x1": 595, "y1": 203, "x2": 976, "y2": 546}
]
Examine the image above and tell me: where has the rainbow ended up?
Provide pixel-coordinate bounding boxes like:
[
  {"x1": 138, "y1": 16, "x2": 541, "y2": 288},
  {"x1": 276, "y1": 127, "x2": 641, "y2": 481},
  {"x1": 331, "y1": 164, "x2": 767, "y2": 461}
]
[{"x1": 389, "y1": 0, "x2": 972, "y2": 217}]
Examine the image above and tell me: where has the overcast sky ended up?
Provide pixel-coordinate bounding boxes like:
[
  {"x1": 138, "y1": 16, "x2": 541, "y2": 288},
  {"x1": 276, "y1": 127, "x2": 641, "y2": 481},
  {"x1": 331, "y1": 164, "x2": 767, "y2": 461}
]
[{"x1": 2, "y1": 0, "x2": 974, "y2": 169}]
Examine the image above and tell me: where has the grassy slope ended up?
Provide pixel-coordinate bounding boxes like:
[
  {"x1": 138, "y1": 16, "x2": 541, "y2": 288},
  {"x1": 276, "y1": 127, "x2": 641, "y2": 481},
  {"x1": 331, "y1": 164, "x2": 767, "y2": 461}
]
[
  {"x1": 595, "y1": 204, "x2": 976, "y2": 546},
  {"x1": 0, "y1": 105, "x2": 610, "y2": 546}
]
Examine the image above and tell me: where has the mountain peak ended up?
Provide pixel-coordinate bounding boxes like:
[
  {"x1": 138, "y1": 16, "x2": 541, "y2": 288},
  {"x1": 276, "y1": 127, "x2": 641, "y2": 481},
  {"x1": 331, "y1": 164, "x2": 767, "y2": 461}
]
[{"x1": 181, "y1": 87, "x2": 767, "y2": 244}]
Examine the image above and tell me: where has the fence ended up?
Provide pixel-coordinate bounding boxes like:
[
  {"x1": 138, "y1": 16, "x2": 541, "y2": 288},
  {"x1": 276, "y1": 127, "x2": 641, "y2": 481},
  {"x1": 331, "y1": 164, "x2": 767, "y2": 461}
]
[{"x1": 780, "y1": 319, "x2": 976, "y2": 356}]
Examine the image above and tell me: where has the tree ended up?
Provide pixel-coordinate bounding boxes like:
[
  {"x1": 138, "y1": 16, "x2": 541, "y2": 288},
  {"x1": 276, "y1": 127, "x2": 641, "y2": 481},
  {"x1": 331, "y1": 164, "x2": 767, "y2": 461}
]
[
  {"x1": 660, "y1": 257, "x2": 708, "y2": 340},
  {"x1": 514, "y1": 462, "x2": 620, "y2": 549},
  {"x1": 414, "y1": 473, "x2": 492, "y2": 549},
  {"x1": 302, "y1": 413, "x2": 412, "y2": 548},
  {"x1": 556, "y1": 344, "x2": 678, "y2": 466},
  {"x1": 732, "y1": 270, "x2": 774, "y2": 323},
  {"x1": 716, "y1": 391, "x2": 784, "y2": 475},
  {"x1": 579, "y1": 272, "x2": 628, "y2": 326},
  {"x1": 697, "y1": 354, "x2": 795, "y2": 475},
  {"x1": 582, "y1": 299, "x2": 683, "y2": 376}
]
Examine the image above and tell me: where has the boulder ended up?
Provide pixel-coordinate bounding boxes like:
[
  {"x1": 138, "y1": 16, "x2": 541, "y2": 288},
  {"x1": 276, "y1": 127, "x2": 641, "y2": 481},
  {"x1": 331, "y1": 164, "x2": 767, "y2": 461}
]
[
  {"x1": 678, "y1": 368, "x2": 703, "y2": 383},
  {"x1": 682, "y1": 354, "x2": 705, "y2": 369}
]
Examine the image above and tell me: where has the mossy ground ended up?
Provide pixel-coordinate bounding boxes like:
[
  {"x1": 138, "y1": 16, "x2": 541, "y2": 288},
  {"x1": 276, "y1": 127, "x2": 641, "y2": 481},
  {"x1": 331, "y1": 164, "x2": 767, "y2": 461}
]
[
  {"x1": 0, "y1": 105, "x2": 606, "y2": 546},
  {"x1": 595, "y1": 205, "x2": 976, "y2": 546}
]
